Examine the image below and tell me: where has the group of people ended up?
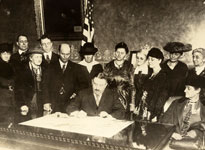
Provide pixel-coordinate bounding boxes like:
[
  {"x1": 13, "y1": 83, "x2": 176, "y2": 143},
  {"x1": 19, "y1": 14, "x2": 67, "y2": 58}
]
[{"x1": 1, "y1": 34, "x2": 205, "y2": 143}]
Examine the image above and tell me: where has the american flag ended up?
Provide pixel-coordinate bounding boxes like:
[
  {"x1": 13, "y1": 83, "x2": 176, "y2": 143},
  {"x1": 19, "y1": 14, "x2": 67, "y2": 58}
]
[{"x1": 81, "y1": 0, "x2": 94, "y2": 46}]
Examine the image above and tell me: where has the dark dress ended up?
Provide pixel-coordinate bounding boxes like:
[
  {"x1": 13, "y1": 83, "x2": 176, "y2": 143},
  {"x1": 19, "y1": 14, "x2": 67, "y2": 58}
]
[
  {"x1": 104, "y1": 60, "x2": 134, "y2": 119},
  {"x1": 135, "y1": 69, "x2": 169, "y2": 120},
  {"x1": 161, "y1": 60, "x2": 188, "y2": 97},
  {"x1": 0, "y1": 58, "x2": 15, "y2": 123}
]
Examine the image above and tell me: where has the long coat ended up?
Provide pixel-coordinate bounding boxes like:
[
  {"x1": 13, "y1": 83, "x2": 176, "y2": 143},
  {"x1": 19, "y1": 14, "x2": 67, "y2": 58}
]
[
  {"x1": 0, "y1": 58, "x2": 14, "y2": 107},
  {"x1": 18, "y1": 62, "x2": 46, "y2": 113},
  {"x1": 66, "y1": 88, "x2": 125, "y2": 119},
  {"x1": 160, "y1": 97, "x2": 205, "y2": 134},
  {"x1": 42, "y1": 60, "x2": 86, "y2": 112}
]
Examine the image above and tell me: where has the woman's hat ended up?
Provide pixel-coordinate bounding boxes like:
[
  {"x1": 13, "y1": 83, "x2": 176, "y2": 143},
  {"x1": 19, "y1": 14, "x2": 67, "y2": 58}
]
[
  {"x1": 26, "y1": 47, "x2": 44, "y2": 55},
  {"x1": 186, "y1": 73, "x2": 205, "y2": 88},
  {"x1": 0, "y1": 43, "x2": 13, "y2": 53},
  {"x1": 79, "y1": 42, "x2": 98, "y2": 55},
  {"x1": 147, "y1": 47, "x2": 164, "y2": 61},
  {"x1": 163, "y1": 42, "x2": 192, "y2": 53}
]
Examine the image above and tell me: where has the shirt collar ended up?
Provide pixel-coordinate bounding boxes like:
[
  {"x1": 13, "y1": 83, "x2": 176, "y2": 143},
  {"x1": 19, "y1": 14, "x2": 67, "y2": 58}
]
[
  {"x1": 195, "y1": 64, "x2": 205, "y2": 75},
  {"x1": 59, "y1": 59, "x2": 68, "y2": 68},
  {"x1": 18, "y1": 49, "x2": 27, "y2": 55},
  {"x1": 134, "y1": 62, "x2": 149, "y2": 74},
  {"x1": 44, "y1": 51, "x2": 52, "y2": 59}
]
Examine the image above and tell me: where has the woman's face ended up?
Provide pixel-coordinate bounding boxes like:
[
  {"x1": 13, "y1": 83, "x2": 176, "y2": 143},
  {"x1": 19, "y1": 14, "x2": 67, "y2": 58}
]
[
  {"x1": 192, "y1": 52, "x2": 204, "y2": 67},
  {"x1": 184, "y1": 85, "x2": 200, "y2": 99},
  {"x1": 0, "y1": 51, "x2": 11, "y2": 62},
  {"x1": 115, "y1": 48, "x2": 127, "y2": 61},
  {"x1": 169, "y1": 52, "x2": 182, "y2": 62},
  {"x1": 136, "y1": 52, "x2": 147, "y2": 66},
  {"x1": 148, "y1": 56, "x2": 161, "y2": 68}
]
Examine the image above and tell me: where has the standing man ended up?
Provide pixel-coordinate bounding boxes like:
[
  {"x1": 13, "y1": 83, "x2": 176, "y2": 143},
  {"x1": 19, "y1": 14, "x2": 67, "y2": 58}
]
[
  {"x1": 19, "y1": 47, "x2": 45, "y2": 117},
  {"x1": 78, "y1": 42, "x2": 103, "y2": 89},
  {"x1": 42, "y1": 43, "x2": 85, "y2": 113},
  {"x1": 10, "y1": 34, "x2": 29, "y2": 110},
  {"x1": 39, "y1": 34, "x2": 59, "y2": 69}
]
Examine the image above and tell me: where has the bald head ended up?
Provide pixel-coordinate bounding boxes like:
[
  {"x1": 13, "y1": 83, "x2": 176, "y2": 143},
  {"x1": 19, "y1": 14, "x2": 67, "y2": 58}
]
[{"x1": 59, "y1": 43, "x2": 71, "y2": 63}]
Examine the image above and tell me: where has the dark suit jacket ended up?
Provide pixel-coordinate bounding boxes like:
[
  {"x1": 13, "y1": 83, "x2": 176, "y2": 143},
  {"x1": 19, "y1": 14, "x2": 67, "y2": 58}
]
[
  {"x1": 78, "y1": 64, "x2": 103, "y2": 89},
  {"x1": 66, "y1": 88, "x2": 125, "y2": 119},
  {"x1": 18, "y1": 62, "x2": 45, "y2": 111},
  {"x1": 42, "y1": 52, "x2": 59, "y2": 69},
  {"x1": 160, "y1": 98, "x2": 205, "y2": 134},
  {"x1": 42, "y1": 60, "x2": 86, "y2": 112}
]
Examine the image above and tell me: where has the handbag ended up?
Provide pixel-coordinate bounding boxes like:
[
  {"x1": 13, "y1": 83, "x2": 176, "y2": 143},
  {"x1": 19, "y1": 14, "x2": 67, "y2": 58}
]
[{"x1": 169, "y1": 137, "x2": 201, "y2": 150}]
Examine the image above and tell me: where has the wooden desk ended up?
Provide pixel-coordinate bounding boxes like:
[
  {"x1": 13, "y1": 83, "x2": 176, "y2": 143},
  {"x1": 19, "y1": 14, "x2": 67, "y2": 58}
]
[{"x1": 0, "y1": 110, "x2": 174, "y2": 150}]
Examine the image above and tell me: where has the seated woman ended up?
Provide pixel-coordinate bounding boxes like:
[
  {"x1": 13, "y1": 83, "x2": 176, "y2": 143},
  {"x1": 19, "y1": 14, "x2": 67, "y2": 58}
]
[
  {"x1": 0, "y1": 43, "x2": 15, "y2": 123},
  {"x1": 160, "y1": 74, "x2": 205, "y2": 144},
  {"x1": 133, "y1": 48, "x2": 169, "y2": 122},
  {"x1": 104, "y1": 42, "x2": 134, "y2": 119},
  {"x1": 189, "y1": 48, "x2": 205, "y2": 103}
]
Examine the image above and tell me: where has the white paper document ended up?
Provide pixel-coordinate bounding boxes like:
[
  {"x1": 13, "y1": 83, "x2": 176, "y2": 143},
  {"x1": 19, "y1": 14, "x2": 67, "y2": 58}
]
[{"x1": 19, "y1": 114, "x2": 134, "y2": 138}]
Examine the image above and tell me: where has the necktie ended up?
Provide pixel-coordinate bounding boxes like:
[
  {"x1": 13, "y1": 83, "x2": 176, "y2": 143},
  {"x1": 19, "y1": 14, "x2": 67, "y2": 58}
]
[
  {"x1": 95, "y1": 94, "x2": 100, "y2": 106},
  {"x1": 45, "y1": 55, "x2": 50, "y2": 63},
  {"x1": 62, "y1": 64, "x2": 66, "y2": 73},
  {"x1": 20, "y1": 52, "x2": 26, "y2": 61}
]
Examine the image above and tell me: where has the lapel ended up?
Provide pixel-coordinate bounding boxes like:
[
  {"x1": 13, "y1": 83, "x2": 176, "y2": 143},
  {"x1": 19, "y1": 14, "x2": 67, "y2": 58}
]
[
  {"x1": 200, "y1": 103, "x2": 205, "y2": 121},
  {"x1": 200, "y1": 69, "x2": 205, "y2": 77},
  {"x1": 88, "y1": 89, "x2": 98, "y2": 108},
  {"x1": 98, "y1": 88, "x2": 109, "y2": 108},
  {"x1": 64, "y1": 60, "x2": 72, "y2": 74}
]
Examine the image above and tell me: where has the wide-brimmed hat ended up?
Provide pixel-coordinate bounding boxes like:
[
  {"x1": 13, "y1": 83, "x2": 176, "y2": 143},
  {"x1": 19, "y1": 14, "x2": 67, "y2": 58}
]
[
  {"x1": 163, "y1": 42, "x2": 192, "y2": 53},
  {"x1": 0, "y1": 43, "x2": 13, "y2": 53},
  {"x1": 26, "y1": 47, "x2": 44, "y2": 55},
  {"x1": 79, "y1": 43, "x2": 98, "y2": 55}
]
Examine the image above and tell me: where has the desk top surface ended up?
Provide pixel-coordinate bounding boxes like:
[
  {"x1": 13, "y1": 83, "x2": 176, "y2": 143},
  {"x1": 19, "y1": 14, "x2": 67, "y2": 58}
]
[{"x1": 0, "y1": 110, "x2": 175, "y2": 150}]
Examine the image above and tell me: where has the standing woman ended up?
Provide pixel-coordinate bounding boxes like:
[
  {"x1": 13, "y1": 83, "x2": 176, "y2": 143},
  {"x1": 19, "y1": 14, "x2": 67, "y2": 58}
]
[
  {"x1": 0, "y1": 43, "x2": 15, "y2": 123},
  {"x1": 133, "y1": 48, "x2": 169, "y2": 122},
  {"x1": 162, "y1": 42, "x2": 192, "y2": 97},
  {"x1": 104, "y1": 42, "x2": 134, "y2": 118}
]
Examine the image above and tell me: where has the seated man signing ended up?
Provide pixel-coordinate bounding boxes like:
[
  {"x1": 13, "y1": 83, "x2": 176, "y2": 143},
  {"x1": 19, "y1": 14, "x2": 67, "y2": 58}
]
[{"x1": 66, "y1": 73, "x2": 125, "y2": 119}]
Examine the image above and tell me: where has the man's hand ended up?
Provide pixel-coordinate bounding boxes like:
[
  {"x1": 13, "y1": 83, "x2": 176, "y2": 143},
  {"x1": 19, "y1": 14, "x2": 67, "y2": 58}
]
[
  {"x1": 70, "y1": 93, "x2": 77, "y2": 99},
  {"x1": 187, "y1": 130, "x2": 197, "y2": 138},
  {"x1": 70, "y1": 110, "x2": 87, "y2": 118},
  {"x1": 172, "y1": 132, "x2": 182, "y2": 140},
  {"x1": 43, "y1": 103, "x2": 52, "y2": 112},
  {"x1": 54, "y1": 112, "x2": 69, "y2": 118},
  {"x1": 99, "y1": 111, "x2": 113, "y2": 119},
  {"x1": 20, "y1": 105, "x2": 29, "y2": 115}
]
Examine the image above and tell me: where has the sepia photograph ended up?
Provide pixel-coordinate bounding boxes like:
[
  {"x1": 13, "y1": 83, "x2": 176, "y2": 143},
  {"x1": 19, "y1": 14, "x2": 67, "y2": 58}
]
[{"x1": 0, "y1": 0, "x2": 205, "y2": 149}]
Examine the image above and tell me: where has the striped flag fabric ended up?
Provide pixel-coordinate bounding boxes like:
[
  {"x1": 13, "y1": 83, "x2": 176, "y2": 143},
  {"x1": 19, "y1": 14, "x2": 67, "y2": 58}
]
[{"x1": 81, "y1": 0, "x2": 94, "y2": 46}]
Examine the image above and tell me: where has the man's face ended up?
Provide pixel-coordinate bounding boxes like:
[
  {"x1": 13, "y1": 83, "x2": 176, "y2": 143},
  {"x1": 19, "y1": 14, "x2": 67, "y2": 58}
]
[
  {"x1": 40, "y1": 38, "x2": 53, "y2": 53},
  {"x1": 193, "y1": 52, "x2": 204, "y2": 67},
  {"x1": 0, "y1": 52, "x2": 11, "y2": 62},
  {"x1": 84, "y1": 55, "x2": 94, "y2": 63},
  {"x1": 16, "y1": 36, "x2": 28, "y2": 51},
  {"x1": 92, "y1": 77, "x2": 107, "y2": 96},
  {"x1": 184, "y1": 85, "x2": 200, "y2": 99},
  {"x1": 169, "y1": 52, "x2": 181, "y2": 62},
  {"x1": 59, "y1": 44, "x2": 70, "y2": 63},
  {"x1": 30, "y1": 53, "x2": 43, "y2": 66},
  {"x1": 115, "y1": 48, "x2": 127, "y2": 61}
]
